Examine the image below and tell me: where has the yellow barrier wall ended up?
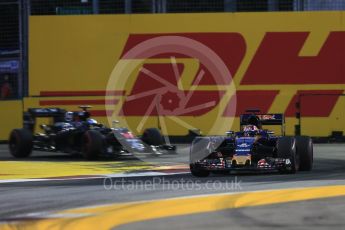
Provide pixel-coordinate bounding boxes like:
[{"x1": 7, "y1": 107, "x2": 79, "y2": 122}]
[
  {"x1": 27, "y1": 12, "x2": 345, "y2": 137},
  {"x1": 0, "y1": 101, "x2": 23, "y2": 140}
]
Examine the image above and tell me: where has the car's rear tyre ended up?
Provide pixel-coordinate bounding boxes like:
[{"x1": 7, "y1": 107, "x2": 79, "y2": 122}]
[
  {"x1": 190, "y1": 164, "x2": 210, "y2": 177},
  {"x1": 9, "y1": 129, "x2": 33, "y2": 158},
  {"x1": 296, "y1": 136, "x2": 313, "y2": 171},
  {"x1": 277, "y1": 136, "x2": 298, "y2": 174},
  {"x1": 141, "y1": 128, "x2": 164, "y2": 146},
  {"x1": 82, "y1": 130, "x2": 103, "y2": 160}
]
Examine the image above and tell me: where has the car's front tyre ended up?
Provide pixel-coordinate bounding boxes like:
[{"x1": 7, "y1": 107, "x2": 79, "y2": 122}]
[
  {"x1": 190, "y1": 164, "x2": 210, "y2": 177},
  {"x1": 141, "y1": 128, "x2": 164, "y2": 146}
]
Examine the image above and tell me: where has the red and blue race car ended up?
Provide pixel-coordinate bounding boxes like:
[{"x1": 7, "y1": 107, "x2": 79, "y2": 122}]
[{"x1": 190, "y1": 109, "x2": 313, "y2": 177}]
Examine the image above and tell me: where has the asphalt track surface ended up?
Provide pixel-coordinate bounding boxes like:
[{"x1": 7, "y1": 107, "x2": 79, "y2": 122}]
[{"x1": 0, "y1": 144, "x2": 345, "y2": 229}]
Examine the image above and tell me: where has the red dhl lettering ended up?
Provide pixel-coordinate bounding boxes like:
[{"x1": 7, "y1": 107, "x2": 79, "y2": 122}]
[
  {"x1": 223, "y1": 91, "x2": 279, "y2": 116},
  {"x1": 241, "y1": 32, "x2": 345, "y2": 85},
  {"x1": 41, "y1": 32, "x2": 345, "y2": 117},
  {"x1": 120, "y1": 33, "x2": 246, "y2": 116},
  {"x1": 285, "y1": 90, "x2": 343, "y2": 117}
]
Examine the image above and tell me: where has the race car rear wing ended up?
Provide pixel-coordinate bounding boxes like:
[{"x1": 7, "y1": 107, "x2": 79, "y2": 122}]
[
  {"x1": 240, "y1": 114, "x2": 284, "y2": 126},
  {"x1": 24, "y1": 108, "x2": 66, "y2": 132},
  {"x1": 240, "y1": 113, "x2": 285, "y2": 135},
  {"x1": 27, "y1": 108, "x2": 67, "y2": 118}
]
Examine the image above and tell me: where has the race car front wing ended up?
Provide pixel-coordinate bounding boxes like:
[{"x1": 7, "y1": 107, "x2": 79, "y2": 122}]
[{"x1": 192, "y1": 157, "x2": 293, "y2": 172}]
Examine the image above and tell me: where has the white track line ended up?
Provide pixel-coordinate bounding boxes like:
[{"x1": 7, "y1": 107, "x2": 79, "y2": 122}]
[{"x1": 0, "y1": 171, "x2": 189, "y2": 184}]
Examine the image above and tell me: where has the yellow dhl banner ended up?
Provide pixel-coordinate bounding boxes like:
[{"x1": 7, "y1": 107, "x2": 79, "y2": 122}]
[{"x1": 28, "y1": 11, "x2": 345, "y2": 136}]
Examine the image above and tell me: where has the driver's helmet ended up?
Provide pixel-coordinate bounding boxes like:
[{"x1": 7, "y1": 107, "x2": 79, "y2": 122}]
[
  {"x1": 87, "y1": 118, "x2": 98, "y2": 125},
  {"x1": 77, "y1": 111, "x2": 90, "y2": 121},
  {"x1": 243, "y1": 125, "x2": 259, "y2": 132},
  {"x1": 64, "y1": 111, "x2": 74, "y2": 122}
]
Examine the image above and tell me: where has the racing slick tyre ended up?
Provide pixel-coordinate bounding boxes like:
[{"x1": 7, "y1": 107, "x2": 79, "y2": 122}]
[
  {"x1": 9, "y1": 128, "x2": 33, "y2": 158},
  {"x1": 190, "y1": 164, "x2": 210, "y2": 177},
  {"x1": 296, "y1": 136, "x2": 313, "y2": 171},
  {"x1": 82, "y1": 130, "x2": 103, "y2": 160},
  {"x1": 277, "y1": 136, "x2": 298, "y2": 174},
  {"x1": 141, "y1": 128, "x2": 164, "y2": 146}
]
